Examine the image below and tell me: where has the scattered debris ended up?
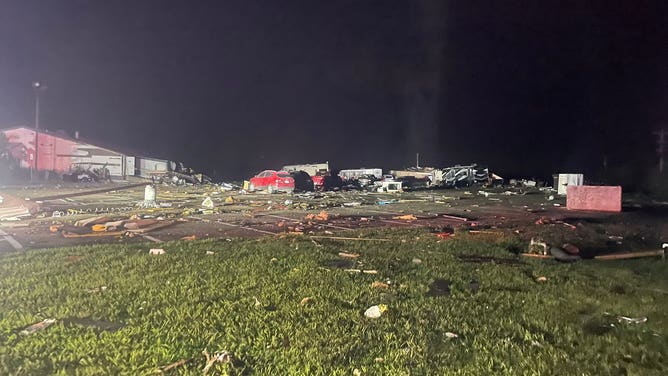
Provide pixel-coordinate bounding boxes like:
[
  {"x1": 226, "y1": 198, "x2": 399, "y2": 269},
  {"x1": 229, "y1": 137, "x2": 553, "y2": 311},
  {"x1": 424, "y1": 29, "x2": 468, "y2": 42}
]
[
  {"x1": 528, "y1": 238, "x2": 548, "y2": 255},
  {"x1": 19, "y1": 318, "x2": 57, "y2": 335},
  {"x1": 338, "y1": 252, "x2": 360, "y2": 259},
  {"x1": 411, "y1": 257, "x2": 422, "y2": 264},
  {"x1": 550, "y1": 247, "x2": 581, "y2": 262},
  {"x1": 561, "y1": 221, "x2": 577, "y2": 230},
  {"x1": 126, "y1": 220, "x2": 177, "y2": 234},
  {"x1": 594, "y1": 249, "x2": 665, "y2": 261},
  {"x1": 345, "y1": 269, "x2": 378, "y2": 274},
  {"x1": 149, "y1": 248, "x2": 166, "y2": 255},
  {"x1": 616, "y1": 316, "x2": 647, "y2": 324},
  {"x1": 206, "y1": 251, "x2": 215, "y2": 255},
  {"x1": 376, "y1": 181, "x2": 403, "y2": 193},
  {"x1": 300, "y1": 297, "x2": 313, "y2": 306},
  {"x1": 364, "y1": 304, "x2": 388, "y2": 318},
  {"x1": 535, "y1": 276, "x2": 548, "y2": 282},
  {"x1": 562, "y1": 243, "x2": 580, "y2": 255},
  {"x1": 304, "y1": 210, "x2": 329, "y2": 221},
  {"x1": 520, "y1": 253, "x2": 552, "y2": 259},
  {"x1": 91, "y1": 224, "x2": 107, "y2": 232},
  {"x1": 392, "y1": 214, "x2": 417, "y2": 221},
  {"x1": 201, "y1": 196, "x2": 215, "y2": 209},
  {"x1": 444, "y1": 332, "x2": 459, "y2": 339},
  {"x1": 468, "y1": 230, "x2": 502, "y2": 235},
  {"x1": 156, "y1": 358, "x2": 188, "y2": 373},
  {"x1": 202, "y1": 349, "x2": 232, "y2": 375},
  {"x1": 371, "y1": 281, "x2": 390, "y2": 289},
  {"x1": 180, "y1": 234, "x2": 197, "y2": 240},
  {"x1": 75, "y1": 215, "x2": 113, "y2": 227}
]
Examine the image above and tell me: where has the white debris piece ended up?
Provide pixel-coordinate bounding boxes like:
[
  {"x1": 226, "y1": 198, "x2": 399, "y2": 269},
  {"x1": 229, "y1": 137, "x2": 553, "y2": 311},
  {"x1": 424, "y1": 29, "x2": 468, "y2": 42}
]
[
  {"x1": 149, "y1": 248, "x2": 166, "y2": 255},
  {"x1": 201, "y1": 196, "x2": 214, "y2": 209},
  {"x1": 364, "y1": 304, "x2": 387, "y2": 319},
  {"x1": 20, "y1": 318, "x2": 57, "y2": 335}
]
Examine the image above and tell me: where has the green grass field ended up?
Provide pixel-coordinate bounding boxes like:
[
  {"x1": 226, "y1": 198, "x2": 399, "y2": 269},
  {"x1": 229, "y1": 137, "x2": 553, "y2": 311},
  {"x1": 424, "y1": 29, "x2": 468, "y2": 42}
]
[{"x1": 0, "y1": 230, "x2": 666, "y2": 375}]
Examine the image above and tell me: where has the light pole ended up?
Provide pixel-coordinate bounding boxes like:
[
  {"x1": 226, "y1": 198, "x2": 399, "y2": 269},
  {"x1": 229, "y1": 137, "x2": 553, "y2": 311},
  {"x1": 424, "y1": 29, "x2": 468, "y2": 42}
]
[{"x1": 31, "y1": 81, "x2": 45, "y2": 180}]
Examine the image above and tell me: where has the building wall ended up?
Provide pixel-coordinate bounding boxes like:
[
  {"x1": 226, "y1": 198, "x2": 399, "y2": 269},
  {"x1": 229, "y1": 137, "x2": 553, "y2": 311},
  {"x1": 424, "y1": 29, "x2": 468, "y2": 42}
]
[{"x1": 2, "y1": 127, "x2": 130, "y2": 177}]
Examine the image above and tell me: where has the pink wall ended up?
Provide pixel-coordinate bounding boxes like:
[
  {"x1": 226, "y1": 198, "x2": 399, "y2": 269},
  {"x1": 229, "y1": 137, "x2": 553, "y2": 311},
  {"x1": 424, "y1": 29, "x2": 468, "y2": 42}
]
[
  {"x1": 567, "y1": 185, "x2": 622, "y2": 212},
  {"x1": 2, "y1": 128, "x2": 77, "y2": 173}
]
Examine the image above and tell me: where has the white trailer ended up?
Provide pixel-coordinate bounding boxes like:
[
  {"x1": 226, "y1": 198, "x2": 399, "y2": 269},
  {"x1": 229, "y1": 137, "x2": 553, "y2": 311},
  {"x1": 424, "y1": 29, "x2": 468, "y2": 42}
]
[
  {"x1": 338, "y1": 168, "x2": 383, "y2": 181},
  {"x1": 282, "y1": 162, "x2": 329, "y2": 176},
  {"x1": 554, "y1": 173, "x2": 584, "y2": 195}
]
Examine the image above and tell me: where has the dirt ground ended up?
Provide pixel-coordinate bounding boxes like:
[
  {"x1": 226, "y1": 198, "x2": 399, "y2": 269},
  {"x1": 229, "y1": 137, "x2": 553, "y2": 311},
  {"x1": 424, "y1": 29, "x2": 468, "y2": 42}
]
[{"x1": 1, "y1": 182, "x2": 667, "y2": 256}]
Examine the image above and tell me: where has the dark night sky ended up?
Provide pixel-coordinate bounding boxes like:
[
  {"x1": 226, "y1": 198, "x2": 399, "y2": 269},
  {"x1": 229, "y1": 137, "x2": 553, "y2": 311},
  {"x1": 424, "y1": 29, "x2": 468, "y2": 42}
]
[{"x1": 1, "y1": 0, "x2": 666, "y2": 181}]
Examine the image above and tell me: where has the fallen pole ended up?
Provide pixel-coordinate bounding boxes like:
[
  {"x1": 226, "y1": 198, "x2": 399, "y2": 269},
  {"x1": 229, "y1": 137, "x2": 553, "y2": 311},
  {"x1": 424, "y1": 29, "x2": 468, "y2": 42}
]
[
  {"x1": 594, "y1": 249, "x2": 665, "y2": 261},
  {"x1": 441, "y1": 213, "x2": 469, "y2": 222}
]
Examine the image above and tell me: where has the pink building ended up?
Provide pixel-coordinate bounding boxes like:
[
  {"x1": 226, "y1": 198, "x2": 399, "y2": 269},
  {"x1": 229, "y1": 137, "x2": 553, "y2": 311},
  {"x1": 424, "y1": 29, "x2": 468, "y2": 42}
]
[{"x1": 1, "y1": 126, "x2": 135, "y2": 178}]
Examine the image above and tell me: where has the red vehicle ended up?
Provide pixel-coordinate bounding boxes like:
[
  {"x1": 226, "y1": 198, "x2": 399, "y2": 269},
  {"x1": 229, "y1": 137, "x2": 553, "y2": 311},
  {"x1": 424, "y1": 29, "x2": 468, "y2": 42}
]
[
  {"x1": 311, "y1": 175, "x2": 325, "y2": 190},
  {"x1": 249, "y1": 170, "x2": 295, "y2": 193}
]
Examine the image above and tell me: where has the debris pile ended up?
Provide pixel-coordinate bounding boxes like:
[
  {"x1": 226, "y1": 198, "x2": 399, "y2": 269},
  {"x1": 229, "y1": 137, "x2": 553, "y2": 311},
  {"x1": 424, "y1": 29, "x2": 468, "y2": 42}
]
[{"x1": 50, "y1": 214, "x2": 178, "y2": 238}]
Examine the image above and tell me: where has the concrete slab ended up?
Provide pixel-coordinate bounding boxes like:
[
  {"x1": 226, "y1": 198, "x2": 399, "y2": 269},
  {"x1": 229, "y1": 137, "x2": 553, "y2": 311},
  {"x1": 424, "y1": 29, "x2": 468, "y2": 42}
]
[{"x1": 566, "y1": 185, "x2": 622, "y2": 212}]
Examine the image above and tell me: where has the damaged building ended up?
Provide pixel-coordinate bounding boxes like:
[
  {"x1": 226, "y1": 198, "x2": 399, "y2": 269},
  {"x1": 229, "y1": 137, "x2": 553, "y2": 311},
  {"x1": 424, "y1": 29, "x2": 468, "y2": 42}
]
[{"x1": 0, "y1": 126, "x2": 202, "y2": 183}]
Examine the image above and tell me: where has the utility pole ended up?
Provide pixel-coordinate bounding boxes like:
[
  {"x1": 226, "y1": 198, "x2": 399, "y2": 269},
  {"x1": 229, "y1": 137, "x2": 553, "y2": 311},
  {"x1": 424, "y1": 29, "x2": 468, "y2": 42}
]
[
  {"x1": 654, "y1": 129, "x2": 666, "y2": 174},
  {"x1": 31, "y1": 81, "x2": 45, "y2": 181},
  {"x1": 416, "y1": 153, "x2": 420, "y2": 169}
]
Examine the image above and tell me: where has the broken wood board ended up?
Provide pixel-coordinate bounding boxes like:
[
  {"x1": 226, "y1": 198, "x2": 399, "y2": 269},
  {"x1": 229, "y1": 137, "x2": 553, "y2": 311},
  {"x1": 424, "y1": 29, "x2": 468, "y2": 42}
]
[
  {"x1": 594, "y1": 249, "x2": 665, "y2": 261},
  {"x1": 520, "y1": 253, "x2": 552, "y2": 259},
  {"x1": 123, "y1": 219, "x2": 159, "y2": 230},
  {"x1": 63, "y1": 230, "x2": 126, "y2": 238},
  {"x1": 75, "y1": 215, "x2": 113, "y2": 227},
  {"x1": 125, "y1": 220, "x2": 177, "y2": 234}
]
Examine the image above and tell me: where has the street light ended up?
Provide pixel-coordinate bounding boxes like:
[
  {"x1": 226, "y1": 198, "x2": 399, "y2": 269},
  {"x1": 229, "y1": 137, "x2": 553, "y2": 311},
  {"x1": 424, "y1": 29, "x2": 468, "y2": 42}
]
[
  {"x1": 32, "y1": 81, "x2": 43, "y2": 130},
  {"x1": 31, "y1": 81, "x2": 46, "y2": 181}
]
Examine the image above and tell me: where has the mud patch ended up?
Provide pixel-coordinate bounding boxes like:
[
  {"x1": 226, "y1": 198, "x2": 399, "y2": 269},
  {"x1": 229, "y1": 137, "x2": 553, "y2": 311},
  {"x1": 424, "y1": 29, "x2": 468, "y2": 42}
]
[
  {"x1": 322, "y1": 259, "x2": 356, "y2": 269},
  {"x1": 426, "y1": 278, "x2": 451, "y2": 297}
]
